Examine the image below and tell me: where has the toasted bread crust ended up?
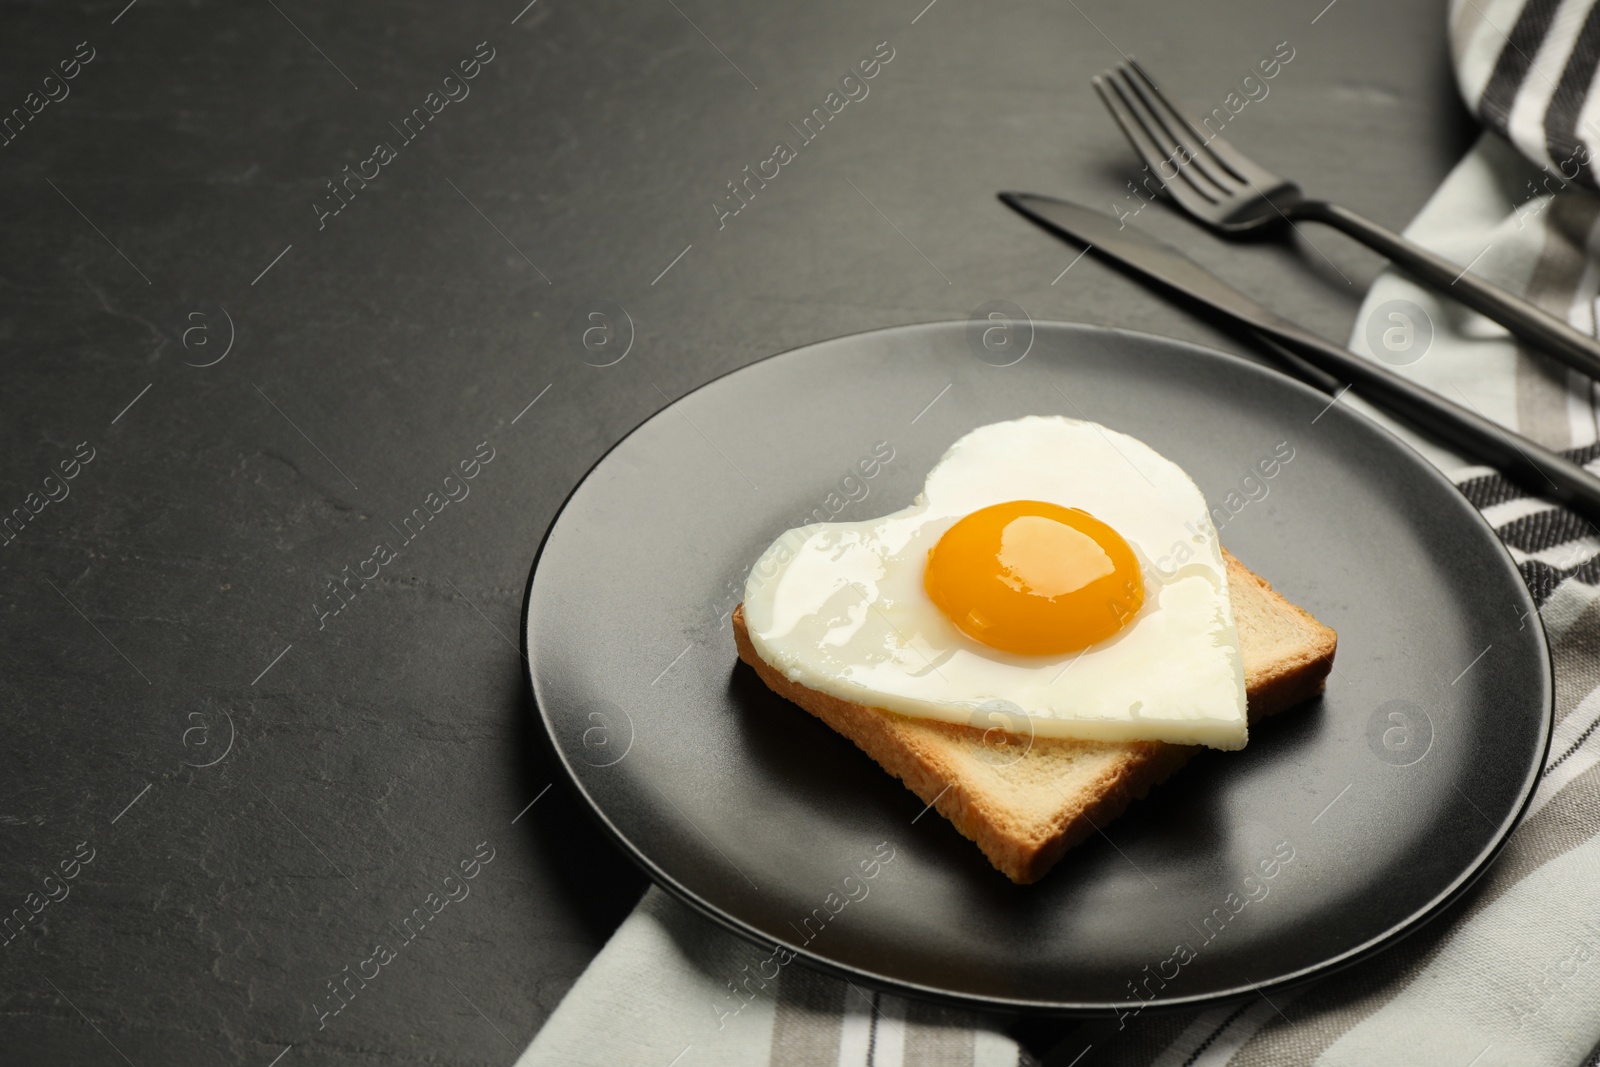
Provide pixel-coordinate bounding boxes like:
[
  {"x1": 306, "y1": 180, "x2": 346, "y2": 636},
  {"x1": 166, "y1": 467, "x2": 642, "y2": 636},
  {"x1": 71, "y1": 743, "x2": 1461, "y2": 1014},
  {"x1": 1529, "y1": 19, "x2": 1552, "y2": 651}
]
[{"x1": 732, "y1": 549, "x2": 1336, "y2": 883}]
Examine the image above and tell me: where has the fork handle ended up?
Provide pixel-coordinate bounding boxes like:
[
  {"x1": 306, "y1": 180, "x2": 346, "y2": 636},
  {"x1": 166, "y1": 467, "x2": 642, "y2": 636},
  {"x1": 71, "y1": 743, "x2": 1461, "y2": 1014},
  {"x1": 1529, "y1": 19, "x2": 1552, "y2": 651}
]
[{"x1": 1292, "y1": 199, "x2": 1600, "y2": 381}]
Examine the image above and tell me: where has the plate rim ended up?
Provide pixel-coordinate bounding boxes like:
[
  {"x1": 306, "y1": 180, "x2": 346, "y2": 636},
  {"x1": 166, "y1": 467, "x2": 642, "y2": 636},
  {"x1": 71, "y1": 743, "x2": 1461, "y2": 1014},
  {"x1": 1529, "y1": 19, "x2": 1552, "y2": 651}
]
[{"x1": 520, "y1": 319, "x2": 1555, "y2": 1014}]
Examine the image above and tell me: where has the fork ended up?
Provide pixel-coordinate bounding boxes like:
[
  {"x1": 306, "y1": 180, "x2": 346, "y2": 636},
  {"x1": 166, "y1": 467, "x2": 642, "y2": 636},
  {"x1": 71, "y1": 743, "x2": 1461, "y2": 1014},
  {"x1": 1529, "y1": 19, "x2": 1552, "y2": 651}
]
[{"x1": 1093, "y1": 60, "x2": 1600, "y2": 381}]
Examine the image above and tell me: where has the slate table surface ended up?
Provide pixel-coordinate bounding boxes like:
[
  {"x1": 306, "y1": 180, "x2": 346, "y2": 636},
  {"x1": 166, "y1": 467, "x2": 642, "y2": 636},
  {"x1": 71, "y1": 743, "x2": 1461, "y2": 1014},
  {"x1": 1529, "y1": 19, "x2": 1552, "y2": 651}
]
[{"x1": 0, "y1": 0, "x2": 1473, "y2": 1063}]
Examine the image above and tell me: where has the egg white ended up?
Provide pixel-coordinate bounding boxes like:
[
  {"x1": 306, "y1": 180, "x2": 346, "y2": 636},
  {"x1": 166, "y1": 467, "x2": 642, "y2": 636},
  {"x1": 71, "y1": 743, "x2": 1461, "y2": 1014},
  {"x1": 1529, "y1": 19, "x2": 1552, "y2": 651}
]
[{"x1": 741, "y1": 415, "x2": 1248, "y2": 750}]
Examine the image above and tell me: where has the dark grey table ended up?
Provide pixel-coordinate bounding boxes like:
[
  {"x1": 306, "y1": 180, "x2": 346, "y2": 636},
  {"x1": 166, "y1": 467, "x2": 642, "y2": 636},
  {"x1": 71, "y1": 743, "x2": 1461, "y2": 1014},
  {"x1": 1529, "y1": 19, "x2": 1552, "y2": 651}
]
[{"x1": 0, "y1": 0, "x2": 1471, "y2": 1062}]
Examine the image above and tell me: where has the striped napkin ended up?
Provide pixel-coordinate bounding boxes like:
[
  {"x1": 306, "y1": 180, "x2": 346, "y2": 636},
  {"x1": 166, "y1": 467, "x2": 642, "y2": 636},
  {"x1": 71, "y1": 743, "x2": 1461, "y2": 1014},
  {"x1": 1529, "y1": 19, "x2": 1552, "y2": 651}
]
[
  {"x1": 518, "y1": 9, "x2": 1600, "y2": 1064},
  {"x1": 515, "y1": 887, "x2": 1026, "y2": 1067},
  {"x1": 1451, "y1": 0, "x2": 1600, "y2": 187}
]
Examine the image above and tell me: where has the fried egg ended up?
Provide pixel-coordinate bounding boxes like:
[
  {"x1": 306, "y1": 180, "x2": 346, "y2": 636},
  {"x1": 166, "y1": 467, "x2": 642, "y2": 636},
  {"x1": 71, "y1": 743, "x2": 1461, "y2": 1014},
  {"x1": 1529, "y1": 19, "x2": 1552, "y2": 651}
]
[{"x1": 741, "y1": 416, "x2": 1248, "y2": 749}]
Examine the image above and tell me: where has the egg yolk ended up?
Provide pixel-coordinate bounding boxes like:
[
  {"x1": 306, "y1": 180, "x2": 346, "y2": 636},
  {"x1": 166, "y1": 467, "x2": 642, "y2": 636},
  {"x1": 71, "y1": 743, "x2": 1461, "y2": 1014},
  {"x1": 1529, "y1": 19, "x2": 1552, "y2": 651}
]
[{"x1": 923, "y1": 500, "x2": 1144, "y2": 656}]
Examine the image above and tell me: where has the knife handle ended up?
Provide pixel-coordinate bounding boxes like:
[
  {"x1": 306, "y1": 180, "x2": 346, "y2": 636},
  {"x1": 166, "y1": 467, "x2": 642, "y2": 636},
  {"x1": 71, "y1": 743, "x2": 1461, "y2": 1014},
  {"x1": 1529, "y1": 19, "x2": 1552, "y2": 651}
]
[
  {"x1": 1254, "y1": 316, "x2": 1600, "y2": 526},
  {"x1": 1295, "y1": 199, "x2": 1600, "y2": 382}
]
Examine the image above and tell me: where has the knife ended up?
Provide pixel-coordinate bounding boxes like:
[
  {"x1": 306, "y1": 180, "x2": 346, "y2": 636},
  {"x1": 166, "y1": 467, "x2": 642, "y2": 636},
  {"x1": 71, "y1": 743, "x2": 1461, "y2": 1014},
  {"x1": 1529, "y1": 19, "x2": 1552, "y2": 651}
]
[{"x1": 1000, "y1": 191, "x2": 1600, "y2": 527}]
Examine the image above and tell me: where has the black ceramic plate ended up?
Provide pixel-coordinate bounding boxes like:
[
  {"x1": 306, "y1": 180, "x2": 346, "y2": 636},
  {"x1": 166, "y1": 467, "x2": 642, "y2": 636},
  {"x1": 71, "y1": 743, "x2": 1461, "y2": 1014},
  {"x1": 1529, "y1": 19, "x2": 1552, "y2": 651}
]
[{"x1": 522, "y1": 321, "x2": 1551, "y2": 1012}]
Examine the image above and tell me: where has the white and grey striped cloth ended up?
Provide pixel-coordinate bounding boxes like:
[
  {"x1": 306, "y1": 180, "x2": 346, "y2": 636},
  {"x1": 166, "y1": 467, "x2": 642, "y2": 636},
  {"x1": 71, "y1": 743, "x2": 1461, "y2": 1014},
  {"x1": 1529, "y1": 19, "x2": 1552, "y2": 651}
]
[
  {"x1": 1452, "y1": 0, "x2": 1600, "y2": 186},
  {"x1": 519, "y1": 17, "x2": 1600, "y2": 1066},
  {"x1": 516, "y1": 885, "x2": 1027, "y2": 1067}
]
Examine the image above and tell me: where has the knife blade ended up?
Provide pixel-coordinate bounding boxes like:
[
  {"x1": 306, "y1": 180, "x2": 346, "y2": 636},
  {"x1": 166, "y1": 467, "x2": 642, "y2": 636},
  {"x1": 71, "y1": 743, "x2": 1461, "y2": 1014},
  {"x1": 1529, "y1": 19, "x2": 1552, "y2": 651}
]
[{"x1": 999, "y1": 190, "x2": 1600, "y2": 527}]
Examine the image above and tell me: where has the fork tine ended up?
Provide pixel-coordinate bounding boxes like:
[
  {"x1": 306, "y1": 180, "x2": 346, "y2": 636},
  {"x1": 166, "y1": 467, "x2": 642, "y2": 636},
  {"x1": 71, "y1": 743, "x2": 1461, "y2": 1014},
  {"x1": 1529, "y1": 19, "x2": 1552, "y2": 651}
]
[
  {"x1": 1113, "y1": 65, "x2": 1240, "y2": 194},
  {"x1": 1125, "y1": 60, "x2": 1273, "y2": 189},
  {"x1": 1092, "y1": 73, "x2": 1213, "y2": 211},
  {"x1": 1097, "y1": 69, "x2": 1231, "y2": 208}
]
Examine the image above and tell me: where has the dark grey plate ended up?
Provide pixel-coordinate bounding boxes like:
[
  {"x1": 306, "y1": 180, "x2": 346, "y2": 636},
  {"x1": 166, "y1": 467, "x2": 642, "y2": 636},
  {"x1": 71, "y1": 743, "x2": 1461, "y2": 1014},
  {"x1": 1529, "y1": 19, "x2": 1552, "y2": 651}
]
[{"x1": 521, "y1": 321, "x2": 1551, "y2": 1013}]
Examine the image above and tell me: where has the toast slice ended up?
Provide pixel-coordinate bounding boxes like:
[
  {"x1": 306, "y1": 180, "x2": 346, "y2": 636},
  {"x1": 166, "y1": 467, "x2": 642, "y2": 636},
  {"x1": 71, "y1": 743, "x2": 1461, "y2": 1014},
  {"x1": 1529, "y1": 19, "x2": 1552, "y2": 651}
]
[{"x1": 731, "y1": 549, "x2": 1336, "y2": 883}]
